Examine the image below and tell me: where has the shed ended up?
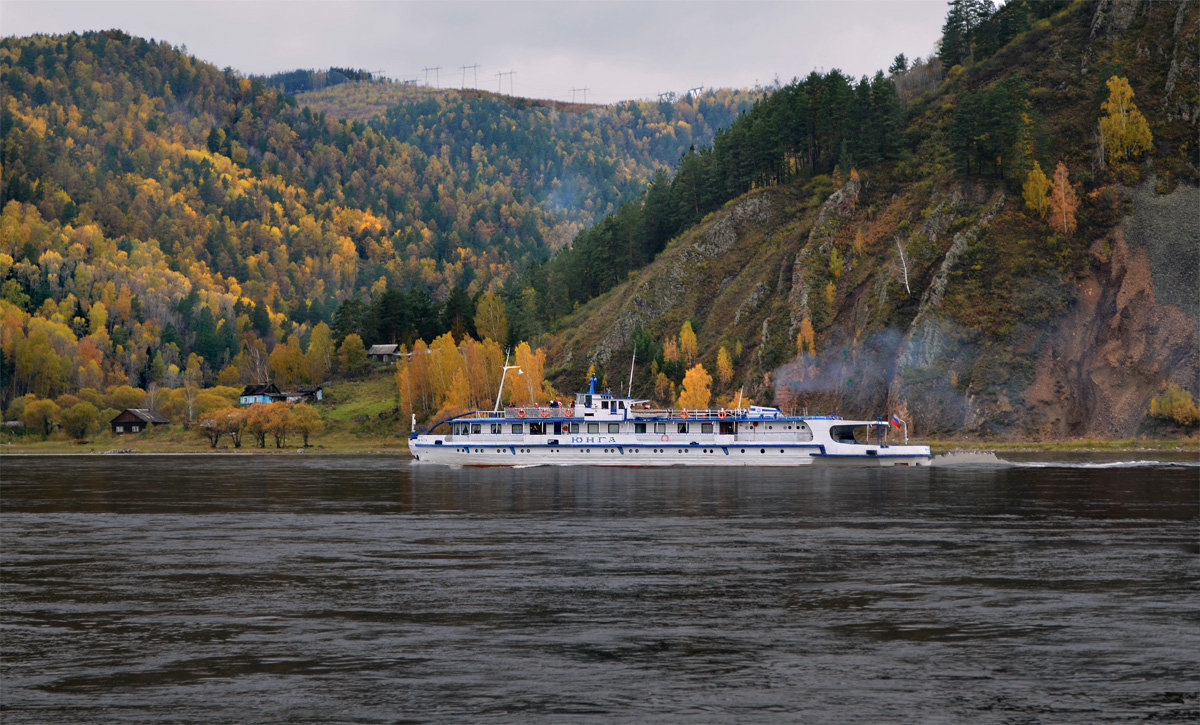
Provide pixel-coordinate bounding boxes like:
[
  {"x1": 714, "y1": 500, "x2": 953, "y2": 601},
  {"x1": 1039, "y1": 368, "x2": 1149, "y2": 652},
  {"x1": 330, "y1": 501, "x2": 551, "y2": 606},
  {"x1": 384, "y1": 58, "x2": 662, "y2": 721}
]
[
  {"x1": 367, "y1": 344, "x2": 399, "y2": 362},
  {"x1": 239, "y1": 383, "x2": 284, "y2": 405},
  {"x1": 111, "y1": 409, "x2": 169, "y2": 434},
  {"x1": 285, "y1": 386, "x2": 324, "y2": 403}
]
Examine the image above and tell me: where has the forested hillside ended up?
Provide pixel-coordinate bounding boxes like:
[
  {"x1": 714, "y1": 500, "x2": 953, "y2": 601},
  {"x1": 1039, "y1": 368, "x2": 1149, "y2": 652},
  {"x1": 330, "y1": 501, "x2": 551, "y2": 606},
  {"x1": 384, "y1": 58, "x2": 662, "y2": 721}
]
[
  {"x1": 296, "y1": 80, "x2": 757, "y2": 236},
  {"x1": 0, "y1": 31, "x2": 748, "y2": 418},
  {"x1": 2, "y1": 0, "x2": 1196, "y2": 442},
  {"x1": 537, "y1": 0, "x2": 1199, "y2": 438}
]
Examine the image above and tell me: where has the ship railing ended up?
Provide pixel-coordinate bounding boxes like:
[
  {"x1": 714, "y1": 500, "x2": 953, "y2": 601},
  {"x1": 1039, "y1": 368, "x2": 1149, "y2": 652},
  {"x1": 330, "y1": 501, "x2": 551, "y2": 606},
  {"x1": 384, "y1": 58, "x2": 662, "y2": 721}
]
[
  {"x1": 501, "y1": 404, "x2": 569, "y2": 419},
  {"x1": 628, "y1": 407, "x2": 752, "y2": 420}
]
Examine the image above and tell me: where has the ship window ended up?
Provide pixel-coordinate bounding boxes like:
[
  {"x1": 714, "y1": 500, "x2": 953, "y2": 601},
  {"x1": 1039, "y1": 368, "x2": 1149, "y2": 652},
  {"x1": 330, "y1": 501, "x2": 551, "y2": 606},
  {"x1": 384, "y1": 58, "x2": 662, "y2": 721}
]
[
  {"x1": 569, "y1": 423, "x2": 580, "y2": 433},
  {"x1": 618, "y1": 401, "x2": 625, "y2": 409},
  {"x1": 701, "y1": 423, "x2": 713, "y2": 433},
  {"x1": 634, "y1": 423, "x2": 646, "y2": 434},
  {"x1": 491, "y1": 424, "x2": 502, "y2": 434},
  {"x1": 588, "y1": 423, "x2": 599, "y2": 433},
  {"x1": 602, "y1": 401, "x2": 609, "y2": 410},
  {"x1": 677, "y1": 423, "x2": 688, "y2": 434},
  {"x1": 655, "y1": 423, "x2": 666, "y2": 433},
  {"x1": 471, "y1": 424, "x2": 481, "y2": 434},
  {"x1": 511, "y1": 423, "x2": 524, "y2": 434},
  {"x1": 608, "y1": 423, "x2": 620, "y2": 433}
]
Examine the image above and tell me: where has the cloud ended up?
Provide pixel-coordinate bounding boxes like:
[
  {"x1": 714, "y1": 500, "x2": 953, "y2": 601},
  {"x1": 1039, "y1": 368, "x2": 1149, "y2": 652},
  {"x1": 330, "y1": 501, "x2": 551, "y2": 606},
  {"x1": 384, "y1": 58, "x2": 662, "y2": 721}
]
[{"x1": 3, "y1": 0, "x2": 947, "y2": 103}]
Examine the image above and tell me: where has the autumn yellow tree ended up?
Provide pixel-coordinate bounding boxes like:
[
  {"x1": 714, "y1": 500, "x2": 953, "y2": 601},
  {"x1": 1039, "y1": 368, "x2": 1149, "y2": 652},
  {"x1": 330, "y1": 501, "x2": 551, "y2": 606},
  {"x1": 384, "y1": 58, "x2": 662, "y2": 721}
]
[
  {"x1": 796, "y1": 318, "x2": 816, "y2": 356},
  {"x1": 662, "y1": 337, "x2": 680, "y2": 363},
  {"x1": 22, "y1": 398, "x2": 60, "y2": 437},
  {"x1": 289, "y1": 403, "x2": 324, "y2": 446},
  {"x1": 338, "y1": 333, "x2": 369, "y2": 377},
  {"x1": 407, "y1": 338, "x2": 435, "y2": 417},
  {"x1": 199, "y1": 406, "x2": 245, "y2": 448},
  {"x1": 266, "y1": 402, "x2": 293, "y2": 448},
  {"x1": 269, "y1": 335, "x2": 305, "y2": 387},
  {"x1": 1047, "y1": 161, "x2": 1078, "y2": 236},
  {"x1": 1148, "y1": 383, "x2": 1199, "y2": 427},
  {"x1": 1022, "y1": 161, "x2": 1050, "y2": 219},
  {"x1": 474, "y1": 291, "x2": 507, "y2": 344},
  {"x1": 679, "y1": 321, "x2": 698, "y2": 366},
  {"x1": 1099, "y1": 75, "x2": 1152, "y2": 163},
  {"x1": 434, "y1": 369, "x2": 472, "y2": 419},
  {"x1": 58, "y1": 401, "x2": 100, "y2": 439},
  {"x1": 305, "y1": 322, "x2": 334, "y2": 383},
  {"x1": 428, "y1": 332, "x2": 465, "y2": 407},
  {"x1": 653, "y1": 372, "x2": 674, "y2": 407},
  {"x1": 243, "y1": 403, "x2": 272, "y2": 448},
  {"x1": 460, "y1": 336, "x2": 503, "y2": 409},
  {"x1": 513, "y1": 341, "x2": 555, "y2": 405},
  {"x1": 677, "y1": 364, "x2": 713, "y2": 410},
  {"x1": 716, "y1": 346, "x2": 733, "y2": 389}
]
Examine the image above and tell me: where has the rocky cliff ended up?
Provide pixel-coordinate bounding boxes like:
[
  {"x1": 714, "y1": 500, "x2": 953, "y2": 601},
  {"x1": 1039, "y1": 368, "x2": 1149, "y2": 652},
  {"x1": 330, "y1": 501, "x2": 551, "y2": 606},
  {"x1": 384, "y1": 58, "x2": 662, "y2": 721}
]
[{"x1": 545, "y1": 0, "x2": 1198, "y2": 439}]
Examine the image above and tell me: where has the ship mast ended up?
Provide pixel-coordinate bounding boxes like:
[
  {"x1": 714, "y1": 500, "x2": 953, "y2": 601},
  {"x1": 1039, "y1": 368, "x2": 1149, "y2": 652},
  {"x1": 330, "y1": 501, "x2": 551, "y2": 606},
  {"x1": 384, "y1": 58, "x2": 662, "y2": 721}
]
[{"x1": 626, "y1": 347, "x2": 636, "y2": 398}]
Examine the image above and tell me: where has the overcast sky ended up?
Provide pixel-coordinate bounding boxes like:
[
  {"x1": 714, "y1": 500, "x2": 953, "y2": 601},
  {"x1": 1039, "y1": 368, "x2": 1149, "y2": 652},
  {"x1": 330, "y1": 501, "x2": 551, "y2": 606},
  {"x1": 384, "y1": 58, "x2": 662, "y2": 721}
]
[{"x1": 2, "y1": 0, "x2": 948, "y2": 104}]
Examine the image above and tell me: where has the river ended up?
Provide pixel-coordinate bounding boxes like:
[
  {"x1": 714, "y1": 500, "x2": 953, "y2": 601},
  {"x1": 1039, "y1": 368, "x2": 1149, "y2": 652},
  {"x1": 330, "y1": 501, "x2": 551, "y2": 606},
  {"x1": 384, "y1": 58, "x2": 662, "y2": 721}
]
[{"x1": 2, "y1": 453, "x2": 1197, "y2": 722}]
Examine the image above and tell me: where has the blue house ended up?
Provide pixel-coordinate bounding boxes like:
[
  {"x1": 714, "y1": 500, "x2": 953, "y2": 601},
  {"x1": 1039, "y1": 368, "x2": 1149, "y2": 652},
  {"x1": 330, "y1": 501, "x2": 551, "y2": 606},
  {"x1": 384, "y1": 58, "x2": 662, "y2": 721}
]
[{"x1": 239, "y1": 383, "x2": 284, "y2": 406}]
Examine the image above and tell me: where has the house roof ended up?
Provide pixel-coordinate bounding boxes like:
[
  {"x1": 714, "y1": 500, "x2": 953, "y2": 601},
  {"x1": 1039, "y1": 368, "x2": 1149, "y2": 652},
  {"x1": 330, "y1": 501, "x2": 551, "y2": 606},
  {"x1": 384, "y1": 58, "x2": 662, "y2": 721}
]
[
  {"x1": 367, "y1": 344, "x2": 399, "y2": 355},
  {"x1": 115, "y1": 408, "x2": 170, "y2": 424},
  {"x1": 240, "y1": 383, "x2": 282, "y2": 396}
]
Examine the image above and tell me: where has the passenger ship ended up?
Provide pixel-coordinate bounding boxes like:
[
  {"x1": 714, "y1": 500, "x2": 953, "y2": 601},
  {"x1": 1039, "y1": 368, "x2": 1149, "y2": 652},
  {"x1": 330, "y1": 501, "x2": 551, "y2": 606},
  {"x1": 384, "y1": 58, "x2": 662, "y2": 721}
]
[{"x1": 408, "y1": 378, "x2": 931, "y2": 467}]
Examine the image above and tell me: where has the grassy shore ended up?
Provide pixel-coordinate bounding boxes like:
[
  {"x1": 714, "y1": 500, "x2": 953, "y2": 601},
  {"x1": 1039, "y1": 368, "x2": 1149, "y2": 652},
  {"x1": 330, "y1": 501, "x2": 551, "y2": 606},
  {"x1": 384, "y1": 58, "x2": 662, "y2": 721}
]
[
  {"x1": 4, "y1": 430, "x2": 1194, "y2": 457},
  {"x1": 3, "y1": 369, "x2": 1195, "y2": 456},
  {"x1": 926, "y1": 438, "x2": 1198, "y2": 455}
]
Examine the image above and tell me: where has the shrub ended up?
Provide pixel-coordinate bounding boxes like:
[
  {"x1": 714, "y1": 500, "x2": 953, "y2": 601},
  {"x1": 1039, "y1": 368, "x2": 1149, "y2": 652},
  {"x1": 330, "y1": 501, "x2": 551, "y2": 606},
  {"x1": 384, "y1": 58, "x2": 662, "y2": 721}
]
[{"x1": 1148, "y1": 383, "x2": 1199, "y2": 428}]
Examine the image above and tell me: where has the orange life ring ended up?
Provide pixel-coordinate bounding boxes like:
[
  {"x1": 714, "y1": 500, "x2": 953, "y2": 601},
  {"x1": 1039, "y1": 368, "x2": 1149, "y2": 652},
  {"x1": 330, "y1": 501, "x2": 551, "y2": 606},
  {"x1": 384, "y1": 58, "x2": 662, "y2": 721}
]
[
  {"x1": 718, "y1": 409, "x2": 727, "y2": 419},
  {"x1": 565, "y1": 406, "x2": 574, "y2": 416},
  {"x1": 540, "y1": 407, "x2": 550, "y2": 418},
  {"x1": 517, "y1": 408, "x2": 526, "y2": 418},
  {"x1": 679, "y1": 410, "x2": 689, "y2": 420},
  {"x1": 660, "y1": 434, "x2": 669, "y2": 442}
]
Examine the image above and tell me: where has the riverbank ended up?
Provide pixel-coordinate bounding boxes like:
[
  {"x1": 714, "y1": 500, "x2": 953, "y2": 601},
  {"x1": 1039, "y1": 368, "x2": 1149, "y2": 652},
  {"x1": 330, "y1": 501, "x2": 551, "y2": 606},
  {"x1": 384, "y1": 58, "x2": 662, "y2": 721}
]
[{"x1": 3, "y1": 433, "x2": 1195, "y2": 456}]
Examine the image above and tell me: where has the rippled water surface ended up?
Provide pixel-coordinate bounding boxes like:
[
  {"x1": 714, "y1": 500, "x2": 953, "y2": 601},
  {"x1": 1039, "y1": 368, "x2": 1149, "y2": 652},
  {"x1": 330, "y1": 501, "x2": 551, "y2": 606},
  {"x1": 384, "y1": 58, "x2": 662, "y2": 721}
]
[{"x1": 2, "y1": 454, "x2": 1198, "y2": 722}]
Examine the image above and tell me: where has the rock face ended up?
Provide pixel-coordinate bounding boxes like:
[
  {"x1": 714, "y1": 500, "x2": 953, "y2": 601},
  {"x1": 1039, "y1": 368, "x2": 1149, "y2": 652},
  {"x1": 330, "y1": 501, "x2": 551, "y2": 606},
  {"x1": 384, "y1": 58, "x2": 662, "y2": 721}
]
[
  {"x1": 558, "y1": 169, "x2": 1197, "y2": 439},
  {"x1": 1024, "y1": 182, "x2": 1199, "y2": 437}
]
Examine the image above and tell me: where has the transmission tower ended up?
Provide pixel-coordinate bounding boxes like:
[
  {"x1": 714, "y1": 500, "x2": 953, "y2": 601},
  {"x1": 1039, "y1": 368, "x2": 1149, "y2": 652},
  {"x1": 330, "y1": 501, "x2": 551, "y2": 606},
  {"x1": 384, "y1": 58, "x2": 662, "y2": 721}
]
[
  {"x1": 570, "y1": 87, "x2": 590, "y2": 103},
  {"x1": 496, "y1": 70, "x2": 515, "y2": 94},
  {"x1": 688, "y1": 86, "x2": 704, "y2": 98},
  {"x1": 422, "y1": 65, "x2": 442, "y2": 88},
  {"x1": 460, "y1": 64, "x2": 479, "y2": 89}
]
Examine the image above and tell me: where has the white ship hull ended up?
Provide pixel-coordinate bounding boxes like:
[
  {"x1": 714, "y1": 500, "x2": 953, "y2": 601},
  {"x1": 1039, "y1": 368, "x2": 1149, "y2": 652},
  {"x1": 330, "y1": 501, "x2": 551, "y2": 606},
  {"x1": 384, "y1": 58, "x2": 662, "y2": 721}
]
[
  {"x1": 408, "y1": 438, "x2": 930, "y2": 467},
  {"x1": 408, "y1": 391, "x2": 931, "y2": 467}
]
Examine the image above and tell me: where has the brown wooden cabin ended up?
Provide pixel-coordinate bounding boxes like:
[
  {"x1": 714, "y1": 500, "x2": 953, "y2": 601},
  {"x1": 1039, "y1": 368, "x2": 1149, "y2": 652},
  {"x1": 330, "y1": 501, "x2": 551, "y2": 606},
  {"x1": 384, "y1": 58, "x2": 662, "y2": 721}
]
[{"x1": 111, "y1": 409, "x2": 169, "y2": 434}]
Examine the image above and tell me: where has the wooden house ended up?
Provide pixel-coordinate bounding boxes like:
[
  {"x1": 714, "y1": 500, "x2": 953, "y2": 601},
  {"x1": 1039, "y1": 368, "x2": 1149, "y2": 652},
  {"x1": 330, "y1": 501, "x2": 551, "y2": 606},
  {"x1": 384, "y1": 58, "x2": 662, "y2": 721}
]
[
  {"x1": 239, "y1": 383, "x2": 284, "y2": 405},
  {"x1": 367, "y1": 344, "x2": 399, "y2": 362},
  {"x1": 111, "y1": 409, "x2": 169, "y2": 434}
]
